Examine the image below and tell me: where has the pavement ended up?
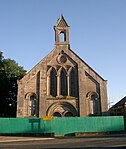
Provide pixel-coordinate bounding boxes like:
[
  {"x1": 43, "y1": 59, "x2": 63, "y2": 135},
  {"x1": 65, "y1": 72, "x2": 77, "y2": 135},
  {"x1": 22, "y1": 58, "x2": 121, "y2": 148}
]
[
  {"x1": 0, "y1": 136, "x2": 54, "y2": 143},
  {"x1": 0, "y1": 133, "x2": 126, "y2": 143}
]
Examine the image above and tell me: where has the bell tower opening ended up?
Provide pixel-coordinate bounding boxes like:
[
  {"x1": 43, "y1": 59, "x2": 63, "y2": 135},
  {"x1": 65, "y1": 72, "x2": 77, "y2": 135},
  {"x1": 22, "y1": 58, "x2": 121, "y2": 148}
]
[
  {"x1": 60, "y1": 32, "x2": 66, "y2": 42},
  {"x1": 54, "y1": 15, "x2": 70, "y2": 46}
]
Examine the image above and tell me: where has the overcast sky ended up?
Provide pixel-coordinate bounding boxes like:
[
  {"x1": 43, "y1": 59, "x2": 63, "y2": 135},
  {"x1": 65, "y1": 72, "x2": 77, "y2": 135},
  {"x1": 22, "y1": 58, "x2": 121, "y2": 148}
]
[{"x1": 0, "y1": 0, "x2": 126, "y2": 105}]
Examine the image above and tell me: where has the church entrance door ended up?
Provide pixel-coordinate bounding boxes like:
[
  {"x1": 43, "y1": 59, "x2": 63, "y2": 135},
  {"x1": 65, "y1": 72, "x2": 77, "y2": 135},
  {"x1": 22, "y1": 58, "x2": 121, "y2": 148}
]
[{"x1": 47, "y1": 102, "x2": 77, "y2": 117}]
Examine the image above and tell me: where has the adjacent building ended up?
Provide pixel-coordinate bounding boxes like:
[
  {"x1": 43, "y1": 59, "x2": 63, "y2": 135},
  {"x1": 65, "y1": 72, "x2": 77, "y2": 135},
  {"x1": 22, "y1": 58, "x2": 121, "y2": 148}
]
[{"x1": 109, "y1": 96, "x2": 126, "y2": 116}]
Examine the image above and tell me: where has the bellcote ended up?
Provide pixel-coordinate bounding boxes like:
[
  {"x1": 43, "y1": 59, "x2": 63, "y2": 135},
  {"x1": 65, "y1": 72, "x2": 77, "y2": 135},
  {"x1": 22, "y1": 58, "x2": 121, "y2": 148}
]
[{"x1": 54, "y1": 15, "x2": 70, "y2": 47}]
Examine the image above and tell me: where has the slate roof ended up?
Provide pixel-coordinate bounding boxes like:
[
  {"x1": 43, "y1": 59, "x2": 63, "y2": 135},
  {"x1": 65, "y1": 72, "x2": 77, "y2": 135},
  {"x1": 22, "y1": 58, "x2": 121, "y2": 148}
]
[{"x1": 110, "y1": 96, "x2": 126, "y2": 109}]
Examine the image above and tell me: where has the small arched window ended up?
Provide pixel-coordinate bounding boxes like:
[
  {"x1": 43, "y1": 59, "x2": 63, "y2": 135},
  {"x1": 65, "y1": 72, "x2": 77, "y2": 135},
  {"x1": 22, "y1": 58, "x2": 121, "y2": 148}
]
[
  {"x1": 70, "y1": 69, "x2": 77, "y2": 97},
  {"x1": 90, "y1": 94, "x2": 98, "y2": 115},
  {"x1": 50, "y1": 68, "x2": 57, "y2": 97},
  {"x1": 30, "y1": 95, "x2": 36, "y2": 116},
  {"x1": 60, "y1": 69, "x2": 67, "y2": 96}
]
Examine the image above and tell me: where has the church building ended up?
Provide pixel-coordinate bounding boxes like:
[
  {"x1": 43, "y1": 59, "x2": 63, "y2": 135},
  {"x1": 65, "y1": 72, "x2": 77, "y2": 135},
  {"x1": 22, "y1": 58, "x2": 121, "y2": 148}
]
[{"x1": 17, "y1": 16, "x2": 108, "y2": 117}]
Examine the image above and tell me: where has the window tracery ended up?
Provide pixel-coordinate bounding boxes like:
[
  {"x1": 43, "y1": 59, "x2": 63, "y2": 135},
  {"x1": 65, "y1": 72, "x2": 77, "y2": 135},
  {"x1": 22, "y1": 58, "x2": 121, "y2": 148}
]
[{"x1": 47, "y1": 66, "x2": 77, "y2": 98}]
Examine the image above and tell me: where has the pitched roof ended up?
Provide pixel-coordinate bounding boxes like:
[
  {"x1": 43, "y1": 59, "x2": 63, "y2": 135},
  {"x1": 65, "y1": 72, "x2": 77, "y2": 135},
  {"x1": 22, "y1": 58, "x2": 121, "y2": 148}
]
[
  {"x1": 110, "y1": 96, "x2": 126, "y2": 109},
  {"x1": 55, "y1": 15, "x2": 69, "y2": 27}
]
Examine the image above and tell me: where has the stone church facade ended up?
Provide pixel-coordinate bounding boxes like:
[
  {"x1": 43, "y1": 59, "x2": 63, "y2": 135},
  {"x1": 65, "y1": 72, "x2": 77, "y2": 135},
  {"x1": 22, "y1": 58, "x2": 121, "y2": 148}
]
[{"x1": 17, "y1": 16, "x2": 108, "y2": 117}]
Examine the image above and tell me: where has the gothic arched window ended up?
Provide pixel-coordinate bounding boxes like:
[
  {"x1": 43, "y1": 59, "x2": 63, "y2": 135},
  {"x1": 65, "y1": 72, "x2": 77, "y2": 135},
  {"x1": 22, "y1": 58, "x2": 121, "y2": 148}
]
[
  {"x1": 70, "y1": 69, "x2": 76, "y2": 97},
  {"x1": 60, "y1": 69, "x2": 67, "y2": 96},
  {"x1": 50, "y1": 68, "x2": 57, "y2": 97}
]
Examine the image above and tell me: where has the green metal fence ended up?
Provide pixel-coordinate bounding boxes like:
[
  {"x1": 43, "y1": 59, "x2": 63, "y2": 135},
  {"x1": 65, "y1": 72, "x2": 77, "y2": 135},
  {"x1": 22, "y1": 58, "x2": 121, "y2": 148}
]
[
  {"x1": 52, "y1": 116, "x2": 124, "y2": 135},
  {"x1": 0, "y1": 116, "x2": 124, "y2": 135}
]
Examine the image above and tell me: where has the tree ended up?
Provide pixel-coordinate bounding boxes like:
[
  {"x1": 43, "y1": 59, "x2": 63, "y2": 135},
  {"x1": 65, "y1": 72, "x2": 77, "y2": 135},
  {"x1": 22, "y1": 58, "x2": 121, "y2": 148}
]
[{"x1": 0, "y1": 51, "x2": 26, "y2": 117}]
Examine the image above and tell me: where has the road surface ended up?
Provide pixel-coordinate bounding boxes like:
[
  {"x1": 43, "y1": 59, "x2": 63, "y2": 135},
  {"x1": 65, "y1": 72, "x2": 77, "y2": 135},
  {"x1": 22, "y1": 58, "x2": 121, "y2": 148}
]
[{"x1": 0, "y1": 135, "x2": 126, "y2": 149}]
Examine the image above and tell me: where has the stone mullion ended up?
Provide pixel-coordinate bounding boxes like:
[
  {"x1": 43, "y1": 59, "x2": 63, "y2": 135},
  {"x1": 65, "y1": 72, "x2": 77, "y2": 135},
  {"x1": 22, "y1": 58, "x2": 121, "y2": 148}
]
[
  {"x1": 67, "y1": 75, "x2": 70, "y2": 96},
  {"x1": 47, "y1": 75, "x2": 50, "y2": 96},
  {"x1": 57, "y1": 75, "x2": 60, "y2": 96}
]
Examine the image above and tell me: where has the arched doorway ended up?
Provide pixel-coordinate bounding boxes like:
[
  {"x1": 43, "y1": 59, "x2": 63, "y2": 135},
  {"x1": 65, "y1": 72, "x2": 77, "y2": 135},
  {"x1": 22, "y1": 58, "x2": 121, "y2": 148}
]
[{"x1": 46, "y1": 102, "x2": 77, "y2": 117}]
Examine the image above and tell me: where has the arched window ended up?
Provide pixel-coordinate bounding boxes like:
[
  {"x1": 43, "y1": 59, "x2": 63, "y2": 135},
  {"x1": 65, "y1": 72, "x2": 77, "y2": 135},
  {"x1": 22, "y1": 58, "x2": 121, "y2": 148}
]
[
  {"x1": 60, "y1": 69, "x2": 67, "y2": 96},
  {"x1": 90, "y1": 94, "x2": 98, "y2": 115},
  {"x1": 50, "y1": 68, "x2": 57, "y2": 97},
  {"x1": 60, "y1": 32, "x2": 66, "y2": 42},
  {"x1": 70, "y1": 69, "x2": 76, "y2": 97},
  {"x1": 30, "y1": 95, "x2": 36, "y2": 116}
]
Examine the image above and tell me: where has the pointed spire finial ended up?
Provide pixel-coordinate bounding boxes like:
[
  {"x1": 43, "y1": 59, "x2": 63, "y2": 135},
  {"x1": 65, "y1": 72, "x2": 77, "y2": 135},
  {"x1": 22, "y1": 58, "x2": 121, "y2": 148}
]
[{"x1": 55, "y1": 15, "x2": 69, "y2": 27}]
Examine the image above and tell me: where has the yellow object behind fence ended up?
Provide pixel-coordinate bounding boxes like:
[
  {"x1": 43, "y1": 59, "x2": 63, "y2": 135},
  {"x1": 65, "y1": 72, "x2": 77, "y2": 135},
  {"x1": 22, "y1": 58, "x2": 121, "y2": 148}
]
[{"x1": 42, "y1": 116, "x2": 53, "y2": 120}]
